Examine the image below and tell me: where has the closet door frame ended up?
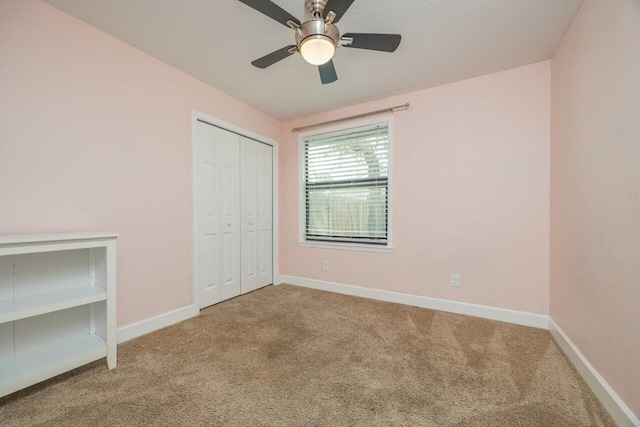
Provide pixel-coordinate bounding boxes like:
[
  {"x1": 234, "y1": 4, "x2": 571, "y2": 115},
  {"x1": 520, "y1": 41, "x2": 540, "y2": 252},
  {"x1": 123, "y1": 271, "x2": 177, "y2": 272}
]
[{"x1": 191, "y1": 110, "x2": 279, "y2": 310}]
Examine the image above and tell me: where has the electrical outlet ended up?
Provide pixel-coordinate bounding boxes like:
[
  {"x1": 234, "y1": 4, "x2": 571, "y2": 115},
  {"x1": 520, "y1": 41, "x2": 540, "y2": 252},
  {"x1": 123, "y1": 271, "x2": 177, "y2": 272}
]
[
  {"x1": 451, "y1": 274, "x2": 461, "y2": 287},
  {"x1": 323, "y1": 261, "x2": 329, "y2": 271}
]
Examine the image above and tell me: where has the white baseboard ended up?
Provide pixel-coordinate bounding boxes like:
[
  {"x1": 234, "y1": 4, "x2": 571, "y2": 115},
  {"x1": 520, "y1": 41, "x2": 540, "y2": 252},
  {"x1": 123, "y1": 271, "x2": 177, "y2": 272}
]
[
  {"x1": 117, "y1": 304, "x2": 199, "y2": 344},
  {"x1": 549, "y1": 317, "x2": 639, "y2": 427},
  {"x1": 280, "y1": 275, "x2": 548, "y2": 329}
]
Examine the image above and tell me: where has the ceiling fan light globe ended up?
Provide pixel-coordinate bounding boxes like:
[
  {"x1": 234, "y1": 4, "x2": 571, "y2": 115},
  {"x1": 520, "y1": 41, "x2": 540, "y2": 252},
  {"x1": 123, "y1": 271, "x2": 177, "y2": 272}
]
[{"x1": 300, "y1": 36, "x2": 335, "y2": 65}]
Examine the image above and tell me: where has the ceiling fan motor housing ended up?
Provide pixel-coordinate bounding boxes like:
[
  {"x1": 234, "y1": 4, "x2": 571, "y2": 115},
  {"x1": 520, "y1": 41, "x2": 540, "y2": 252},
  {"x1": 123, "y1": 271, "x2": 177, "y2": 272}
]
[{"x1": 295, "y1": 19, "x2": 340, "y2": 50}]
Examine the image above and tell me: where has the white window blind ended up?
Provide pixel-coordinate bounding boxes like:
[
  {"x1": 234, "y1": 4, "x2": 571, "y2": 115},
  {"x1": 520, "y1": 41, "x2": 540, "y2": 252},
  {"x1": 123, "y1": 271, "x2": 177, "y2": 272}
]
[{"x1": 303, "y1": 123, "x2": 389, "y2": 245}]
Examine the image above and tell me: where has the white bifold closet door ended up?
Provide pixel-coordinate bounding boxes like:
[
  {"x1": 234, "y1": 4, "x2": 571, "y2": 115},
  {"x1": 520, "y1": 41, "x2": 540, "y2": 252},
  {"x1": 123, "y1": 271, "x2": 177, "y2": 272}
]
[
  {"x1": 196, "y1": 121, "x2": 272, "y2": 309},
  {"x1": 240, "y1": 137, "x2": 273, "y2": 294}
]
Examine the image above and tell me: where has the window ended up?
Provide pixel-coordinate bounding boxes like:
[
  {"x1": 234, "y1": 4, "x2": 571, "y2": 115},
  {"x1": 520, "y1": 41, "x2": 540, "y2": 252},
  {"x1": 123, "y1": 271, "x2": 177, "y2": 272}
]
[{"x1": 300, "y1": 119, "x2": 391, "y2": 248}]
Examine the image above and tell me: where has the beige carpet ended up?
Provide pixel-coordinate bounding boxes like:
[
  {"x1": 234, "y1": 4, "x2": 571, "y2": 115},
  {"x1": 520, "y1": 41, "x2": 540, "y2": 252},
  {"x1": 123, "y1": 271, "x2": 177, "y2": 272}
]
[{"x1": 0, "y1": 284, "x2": 614, "y2": 426}]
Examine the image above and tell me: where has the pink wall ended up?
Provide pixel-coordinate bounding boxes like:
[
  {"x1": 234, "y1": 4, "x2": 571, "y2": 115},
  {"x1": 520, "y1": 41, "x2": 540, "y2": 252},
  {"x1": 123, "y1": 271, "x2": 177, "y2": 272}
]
[
  {"x1": 280, "y1": 61, "x2": 551, "y2": 314},
  {"x1": 0, "y1": 0, "x2": 283, "y2": 327},
  {"x1": 550, "y1": 0, "x2": 640, "y2": 417}
]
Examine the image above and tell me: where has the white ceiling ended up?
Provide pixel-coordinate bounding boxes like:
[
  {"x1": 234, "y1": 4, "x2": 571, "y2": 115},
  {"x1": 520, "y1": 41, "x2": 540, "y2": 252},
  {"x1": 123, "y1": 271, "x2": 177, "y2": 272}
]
[{"x1": 43, "y1": 0, "x2": 582, "y2": 121}]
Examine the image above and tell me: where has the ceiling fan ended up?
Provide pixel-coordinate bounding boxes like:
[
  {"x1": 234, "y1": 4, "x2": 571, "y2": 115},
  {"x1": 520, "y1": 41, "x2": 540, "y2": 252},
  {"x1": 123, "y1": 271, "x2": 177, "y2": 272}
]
[{"x1": 238, "y1": 0, "x2": 402, "y2": 84}]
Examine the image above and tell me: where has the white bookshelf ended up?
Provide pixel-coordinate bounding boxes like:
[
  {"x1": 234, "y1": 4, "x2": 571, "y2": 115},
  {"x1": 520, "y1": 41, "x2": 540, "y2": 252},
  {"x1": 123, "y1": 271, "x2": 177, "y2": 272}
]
[
  {"x1": 0, "y1": 232, "x2": 117, "y2": 397},
  {"x1": 0, "y1": 287, "x2": 107, "y2": 323}
]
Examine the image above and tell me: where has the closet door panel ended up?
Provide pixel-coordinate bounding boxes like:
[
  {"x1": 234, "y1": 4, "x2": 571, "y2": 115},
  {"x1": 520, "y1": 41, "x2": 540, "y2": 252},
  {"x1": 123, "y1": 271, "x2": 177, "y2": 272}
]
[
  {"x1": 257, "y1": 142, "x2": 273, "y2": 287},
  {"x1": 240, "y1": 137, "x2": 259, "y2": 294},
  {"x1": 197, "y1": 122, "x2": 222, "y2": 308},
  {"x1": 197, "y1": 122, "x2": 241, "y2": 308},
  {"x1": 219, "y1": 133, "x2": 241, "y2": 302}
]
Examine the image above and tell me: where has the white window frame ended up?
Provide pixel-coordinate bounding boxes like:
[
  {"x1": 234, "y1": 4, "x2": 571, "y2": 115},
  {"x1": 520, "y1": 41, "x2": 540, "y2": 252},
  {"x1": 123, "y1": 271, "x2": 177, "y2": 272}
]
[{"x1": 298, "y1": 115, "x2": 394, "y2": 253}]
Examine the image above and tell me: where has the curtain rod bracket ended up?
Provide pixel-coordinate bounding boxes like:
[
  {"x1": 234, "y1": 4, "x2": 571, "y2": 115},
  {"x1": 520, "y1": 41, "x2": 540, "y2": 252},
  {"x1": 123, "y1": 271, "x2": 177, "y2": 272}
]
[{"x1": 292, "y1": 103, "x2": 410, "y2": 132}]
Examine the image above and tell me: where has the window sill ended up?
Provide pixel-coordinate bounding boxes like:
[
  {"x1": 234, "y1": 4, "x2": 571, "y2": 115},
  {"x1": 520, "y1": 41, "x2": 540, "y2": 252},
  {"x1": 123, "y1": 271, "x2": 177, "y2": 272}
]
[{"x1": 297, "y1": 241, "x2": 395, "y2": 253}]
